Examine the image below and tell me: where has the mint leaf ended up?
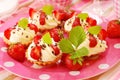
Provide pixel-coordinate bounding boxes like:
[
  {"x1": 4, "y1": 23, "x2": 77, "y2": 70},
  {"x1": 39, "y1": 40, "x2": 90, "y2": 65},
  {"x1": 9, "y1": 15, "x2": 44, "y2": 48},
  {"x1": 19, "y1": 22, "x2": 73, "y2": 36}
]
[
  {"x1": 69, "y1": 26, "x2": 86, "y2": 48},
  {"x1": 59, "y1": 39, "x2": 74, "y2": 53},
  {"x1": 18, "y1": 18, "x2": 28, "y2": 29},
  {"x1": 71, "y1": 47, "x2": 89, "y2": 59},
  {"x1": 42, "y1": 32, "x2": 52, "y2": 44},
  {"x1": 77, "y1": 13, "x2": 88, "y2": 20},
  {"x1": 42, "y1": 5, "x2": 54, "y2": 15},
  {"x1": 88, "y1": 26, "x2": 101, "y2": 35}
]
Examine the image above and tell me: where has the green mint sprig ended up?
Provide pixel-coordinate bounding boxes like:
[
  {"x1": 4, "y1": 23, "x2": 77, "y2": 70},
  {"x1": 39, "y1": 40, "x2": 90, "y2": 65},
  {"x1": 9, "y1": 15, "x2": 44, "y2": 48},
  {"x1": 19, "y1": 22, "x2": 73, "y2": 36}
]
[
  {"x1": 18, "y1": 18, "x2": 28, "y2": 29},
  {"x1": 42, "y1": 32, "x2": 52, "y2": 45},
  {"x1": 77, "y1": 13, "x2": 88, "y2": 20},
  {"x1": 59, "y1": 26, "x2": 89, "y2": 65},
  {"x1": 88, "y1": 25, "x2": 101, "y2": 35},
  {"x1": 42, "y1": 5, "x2": 54, "y2": 15}
]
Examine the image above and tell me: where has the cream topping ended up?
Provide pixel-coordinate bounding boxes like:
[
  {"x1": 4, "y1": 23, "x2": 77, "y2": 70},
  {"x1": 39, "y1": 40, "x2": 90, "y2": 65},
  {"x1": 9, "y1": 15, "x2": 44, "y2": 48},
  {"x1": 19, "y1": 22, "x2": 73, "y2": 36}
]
[
  {"x1": 26, "y1": 38, "x2": 59, "y2": 62},
  {"x1": 64, "y1": 15, "x2": 75, "y2": 32},
  {"x1": 29, "y1": 12, "x2": 60, "y2": 30},
  {"x1": 9, "y1": 26, "x2": 35, "y2": 44},
  {"x1": 77, "y1": 35, "x2": 107, "y2": 56}
]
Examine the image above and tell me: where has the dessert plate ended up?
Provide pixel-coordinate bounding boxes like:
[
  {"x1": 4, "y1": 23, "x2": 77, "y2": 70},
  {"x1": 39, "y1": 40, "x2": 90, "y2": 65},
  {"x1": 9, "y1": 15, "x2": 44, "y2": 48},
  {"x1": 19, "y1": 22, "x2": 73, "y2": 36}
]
[{"x1": 0, "y1": 13, "x2": 120, "y2": 80}]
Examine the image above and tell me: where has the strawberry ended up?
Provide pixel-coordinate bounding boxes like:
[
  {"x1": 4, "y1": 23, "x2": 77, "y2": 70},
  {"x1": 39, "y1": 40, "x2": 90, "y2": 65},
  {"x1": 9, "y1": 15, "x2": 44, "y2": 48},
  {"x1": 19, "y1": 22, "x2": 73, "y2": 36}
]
[
  {"x1": 49, "y1": 28, "x2": 62, "y2": 42},
  {"x1": 29, "y1": 8, "x2": 36, "y2": 18},
  {"x1": 34, "y1": 34, "x2": 42, "y2": 44},
  {"x1": 7, "y1": 43, "x2": 26, "y2": 62},
  {"x1": 89, "y1": 34, "x2": 97, "y2": 47},
  {"x1": 4, "y1": 28, "x2": 14, "y2": 39},
  {"x1": 28, "y1": 23, "x2": 39, "y2": 33},
  {"x1": 53, "y1": 9, "x2": 66, "y2": 21},
  {"x1": 107, "y1": 20, "x2": 120, "y2": 38},
  {"x1": 72, "y1": 17, "x2": 81, "y2": 27},
  {"x1": 98, "y1": 29, "x2": 107, "y2": 40},
  {"x1": 39, "y1": 11, "x2": 46, "y2": 25},
  {"x1": 64, "y1": 54, "x2": 82, "y2": 70},
  {"x1": 86, "y1": 17, "x2": 97, "y2": 26},
  {"x1": 51, "y1": 44, "x2": 60, "y2": 55},
  {"x1": 30, "y1": 46, "x2": 41, "y2": 60}
]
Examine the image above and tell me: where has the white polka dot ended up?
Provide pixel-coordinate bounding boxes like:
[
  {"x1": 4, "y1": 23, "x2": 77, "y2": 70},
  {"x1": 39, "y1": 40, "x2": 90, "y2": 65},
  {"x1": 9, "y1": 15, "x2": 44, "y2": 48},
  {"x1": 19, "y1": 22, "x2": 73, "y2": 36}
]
[
  {"x1": 114, "y1": 43, "x2": 120, "y2": 49},
  {"x1": 4, "y1": 61, "x2": 15, "y2": 67},
  {"x1": 98, "y1": 64, "x2": 109, "y2": 69},
  {"x1": 69, "y1": 71, "x2": 80, "y2": 76},
  {"x1": 31, "y1": 64, "x2": 43, "y2": 69},
  {"x1": 0, "y1": 32, "x2": 4, "y2": 38},
  {"x1": 1, "y1": 47, "x2": 7, "y2": 52},
  {"x1": 39, "y1": 74, "x2": 50, "y2": 80}
]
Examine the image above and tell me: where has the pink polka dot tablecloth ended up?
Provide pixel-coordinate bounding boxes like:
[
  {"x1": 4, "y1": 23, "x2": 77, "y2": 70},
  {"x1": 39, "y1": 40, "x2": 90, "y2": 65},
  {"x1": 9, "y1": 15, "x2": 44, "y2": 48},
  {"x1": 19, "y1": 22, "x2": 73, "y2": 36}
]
[{"x1": 0, "y1": 0, "x2": 120, "y2": 80}]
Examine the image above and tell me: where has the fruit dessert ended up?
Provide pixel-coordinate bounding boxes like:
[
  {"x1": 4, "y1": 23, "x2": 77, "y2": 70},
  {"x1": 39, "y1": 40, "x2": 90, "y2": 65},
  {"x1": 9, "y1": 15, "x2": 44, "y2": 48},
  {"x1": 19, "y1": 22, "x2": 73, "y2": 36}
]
[
  {"x1": 3, "y1": 18, "x2": 38, "y2": 46},
  {"x1": 28, "y1": 5, "x2": 74, "y2": 30},
  {"x1": 59, "y1": 13, "x2": 108, "y2": 70},
  {"x1": 26, "y1": 29, "x2": 62, "y2": 66},
  {"x1": 3, "y1": 5, "x2": 109, "y2": 70}
]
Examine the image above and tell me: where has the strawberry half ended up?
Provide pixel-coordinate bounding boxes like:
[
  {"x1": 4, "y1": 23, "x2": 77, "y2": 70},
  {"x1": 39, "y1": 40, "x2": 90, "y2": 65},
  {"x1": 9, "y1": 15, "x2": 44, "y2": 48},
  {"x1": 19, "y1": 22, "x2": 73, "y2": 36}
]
[
  {"x1": 86, "y1": 17, "x2": 97, "y2": 26},
  {"x1": 51, "y1": 44, "x2": 60, "y2": 55},
  {"x1": 39, "y1": 11, "x2": 46, "y2": 25},
  {"x1": 53, "y1": 9, "x2": 66, "y2": 21},
  {"x1": 7, "y1": 43, "x2": 26, "y2": 62},
  {"x1": 89, "y1": 34, "x2": 97, "y2": 47},
  {"x1": 49, "y1": 28, "x2": 61, "y2": 42},
  {"x1": 29, "y1": 8, "x2": 36, "y2": 19},
  {"x1": 28, "y1": 23, "x2": 39, "y2": 33},
  {"x1": 34, "y1": 34, "x2": 42, "y2": 45},
  {"x1": 4, "y1": 28, "x2": 14, "y2": 39},
  {"x1": 30, "y1": 46, "x2": 41, "y2": 60},
  {"x1": 98, "y1": 29, "x2": 107, "y2": 40}
]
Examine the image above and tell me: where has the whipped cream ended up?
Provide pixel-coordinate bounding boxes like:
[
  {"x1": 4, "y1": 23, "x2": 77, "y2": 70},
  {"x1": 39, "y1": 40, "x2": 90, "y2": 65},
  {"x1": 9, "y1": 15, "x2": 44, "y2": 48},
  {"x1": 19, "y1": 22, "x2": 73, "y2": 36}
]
[
  {"x1": 77, "y1": 35, "x2": 107, "y2": 56},
  {"x1": 9, "y1": 26, "x2": 35, "y2": 44},
  {"x1": 64, "y1": 15, "x2": 75, "y2": 32},
  {"x1": 29, "y1": 12, "x2": 60, "y2": 30},
  {"x1": 26, "y1": 38, "x2": 60, "y2": 62}
]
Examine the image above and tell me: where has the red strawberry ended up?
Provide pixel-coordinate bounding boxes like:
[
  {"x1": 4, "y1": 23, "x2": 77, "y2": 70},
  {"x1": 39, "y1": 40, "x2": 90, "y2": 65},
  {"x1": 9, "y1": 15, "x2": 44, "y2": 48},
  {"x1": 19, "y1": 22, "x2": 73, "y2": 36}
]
[
  {"x1": 51, "y1": 44, "x2": 60, "y2": 55},
  {"x1": 34, "y1": 34, "x2": 42, "y2": 44},
  {"x1": 98, "y1": 29, "x2": 107, "y2": 40},
  {"x1": 29, "y1": 8, "x2": 36, "y2": 18},
  {"x1": 30, "y1": 46, "x2": 41, "y2": 60},
  {"x1": 89, "y1": 34, "x2": 97, "y2": 47},
  {"x1": 4, "y1": 28, "x2": 14, "y2": 39},
  {"x1": 86, "y1": 17, "x2": 97, "y2": 26},
  {"x1": 7, "y1": 43, "x2": 26, "y2": 62},
  {"x1": 72, "y1": 17, "x2": 81, "y2": 27},
  {"x1": 28, "y1": 24, "x2": 39, "y2": 33},
  {"x1": 49, "y1": 28, "x2": 61, "y2": 42},
  {"x1": 39, "y1": 11, "x2": 46, "y2": 25},
  {"x1": 64, "y1": 54, "x2": 82, "y2": 70},
  {"x1": 107, "y1": 20, "x2": 120, "y2": 38},
  {"x1": 53, "y1": 10, "x2": 66, "y2": 21}
]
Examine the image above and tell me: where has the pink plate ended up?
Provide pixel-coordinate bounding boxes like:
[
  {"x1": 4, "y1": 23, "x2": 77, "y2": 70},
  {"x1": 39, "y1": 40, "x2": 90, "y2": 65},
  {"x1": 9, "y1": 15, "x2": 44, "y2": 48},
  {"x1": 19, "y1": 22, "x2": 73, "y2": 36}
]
[{"x1": 0, "y1": 12, "x2": 120, "y2": 80}]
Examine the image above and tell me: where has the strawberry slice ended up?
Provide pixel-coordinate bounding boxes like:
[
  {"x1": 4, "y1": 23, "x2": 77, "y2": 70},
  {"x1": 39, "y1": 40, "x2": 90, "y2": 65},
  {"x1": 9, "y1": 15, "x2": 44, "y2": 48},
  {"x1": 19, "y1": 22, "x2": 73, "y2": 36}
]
[
  {"x1": 89, "y1": 34, "x2": 97, "y2": 47},
  {"x1": 53, "y1": 9, "x2": 66, "y2": 21},
  {"x1": 29, "y1": 8, "x2": 36, "y2": 18},
  {"x1": 72, "y1": 17, "x2": 81, "y2": 27},
  {"x1": 39, "y1": 11, "x2": 46, "y2": 25},
  {"x1": 98, "y1": 29, "x2": 107, "y2": 40},
  {"x1": 86, "y1": 17, "x2": 97, "y2": 26},
  {"x1": 7, "y1": 43, "x2": 26, "y2": 62},
  {"x1": 28, "y1": 24, "x2": 39, "y2": 33},
  {"x1": 49, "y1": 28, "x2": 61, "y2": 42},
  {"x1": 51, "y1": 44, "x2": 60, "y2": 55},
  {"x1": 34, "y1": 34, "x2": 42, "y2": 45},
  {"x1": 4, "y1": 28, "x2": 14, "y2": 39},
  {"x1": 30, "y1": 46, "x2": 41, "y2": 60}
]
